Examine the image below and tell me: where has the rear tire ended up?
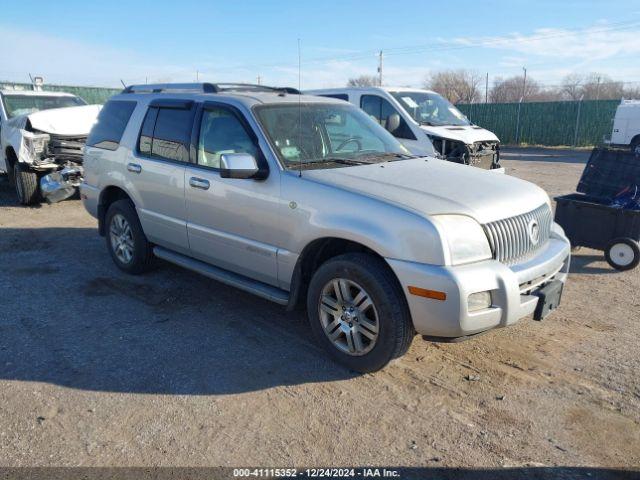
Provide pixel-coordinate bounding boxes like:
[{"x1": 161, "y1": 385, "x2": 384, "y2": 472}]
[
  {"x1": 105, "y1": 199, "x2": 155, "y2": 274},
  {"x1": 14, "y1": 163, "x2": 39, "y2": 205},
  {"x1": 605, "y1": 238, "x2": 639, "y2": 271},
  {"x1": 306, "y1": 253, "x2": 414, "y2": 373}
]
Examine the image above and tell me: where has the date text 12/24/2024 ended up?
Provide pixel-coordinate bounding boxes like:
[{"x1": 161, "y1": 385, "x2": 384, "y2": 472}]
[{"x1": 233, "y1": 468, "x2": 401, "y2": 478}]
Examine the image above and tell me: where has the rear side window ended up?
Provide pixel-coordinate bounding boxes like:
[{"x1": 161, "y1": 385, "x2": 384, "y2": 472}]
[
  {"x1": 86, "y1": 100, "x2": 137, "y2": 150},
  {"x1": 137, "y1": 104, "x2": 194, "y2": 162}
]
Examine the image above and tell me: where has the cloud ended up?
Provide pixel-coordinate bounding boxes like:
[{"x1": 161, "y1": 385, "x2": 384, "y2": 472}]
[{"x1": 452, "y1": 23, "x2": 640, "y2": 62}]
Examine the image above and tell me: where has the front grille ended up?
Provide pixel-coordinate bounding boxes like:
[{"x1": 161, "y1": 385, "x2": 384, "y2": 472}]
[
  {"x1": 483, "y1": 203, "x2": 553, "y2": 265},
  {"x1": 47, "y1": 134, "x2": 88, "y2": 163}
]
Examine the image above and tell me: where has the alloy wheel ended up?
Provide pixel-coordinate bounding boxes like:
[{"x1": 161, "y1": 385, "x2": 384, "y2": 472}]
[
  {"x1": 318, "y1": 278, "x2": 379, "y2": 356},
  {"x1": 109, "y1": 214, "x2": 135, "y2": 264}
]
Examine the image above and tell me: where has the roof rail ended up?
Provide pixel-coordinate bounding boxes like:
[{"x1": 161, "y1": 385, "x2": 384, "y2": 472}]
[
  {"x1": 121, "y1": 82, "x2": 300, "y2": 95},
  {"x1": 121, "y1": 83, "x2": 219, "y2": 94}
]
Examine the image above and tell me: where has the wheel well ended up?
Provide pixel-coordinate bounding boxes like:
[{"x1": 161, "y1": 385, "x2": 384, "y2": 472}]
[
  {"x1": 98, "y1": 186, "x2": 132, "y2": 236},
  {"x1": 630, "y1": 134, "x2": 640, "y2": 148},
  {"x1": 5, "y1": 146, "x2": 17, "y2": 166},
  {"x1": 288, "y1": 237, "x2": 388, "y2": 311}
]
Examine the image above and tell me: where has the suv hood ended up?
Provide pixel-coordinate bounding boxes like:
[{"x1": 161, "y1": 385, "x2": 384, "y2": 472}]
[
  {"x1": 303, "y1": 157, "x2": 548, "y2": 224},
  {"x1": 420, "y1": 124, "x2": 499, "y2": 145},
  {"x1": 8, "y1": 104, "x2": 102, "y2": 135}
]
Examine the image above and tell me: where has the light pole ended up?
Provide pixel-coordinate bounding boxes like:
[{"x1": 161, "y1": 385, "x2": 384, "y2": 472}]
[{"x1": 522, "y1": 67, "x2": 527, "y2": 101}]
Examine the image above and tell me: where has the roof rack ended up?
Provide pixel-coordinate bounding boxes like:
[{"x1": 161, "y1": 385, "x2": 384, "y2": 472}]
[{"x1": 121, "y1": 82, "x2": 300, "y2": 95}]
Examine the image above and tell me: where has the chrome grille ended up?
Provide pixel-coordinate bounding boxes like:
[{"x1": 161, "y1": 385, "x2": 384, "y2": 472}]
[{"x1": 483, "y1": 203, "x2": 553, "y2": 265}]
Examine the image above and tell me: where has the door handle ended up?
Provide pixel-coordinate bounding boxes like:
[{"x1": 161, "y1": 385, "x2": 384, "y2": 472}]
[
  {"x1": 189, "y1": 177, "x2": 210, "y2": 190},
  {"x1": 127, "y1": 163, "x2": 142, "y2": 174}
]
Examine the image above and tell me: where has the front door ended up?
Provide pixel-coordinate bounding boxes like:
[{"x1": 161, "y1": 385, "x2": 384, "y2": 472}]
[{"x1": 185, "y1": 103, "x2": 280, "y2": 286}]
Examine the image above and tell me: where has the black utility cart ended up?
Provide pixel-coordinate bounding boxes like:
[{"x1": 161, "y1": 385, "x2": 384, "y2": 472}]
[{"x1": 554, "y1": 147, "x2": 640, "y2": 271}]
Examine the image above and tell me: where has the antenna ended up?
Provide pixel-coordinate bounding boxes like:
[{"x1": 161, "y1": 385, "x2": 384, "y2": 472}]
[
  {"x1": 120, "y1": 79, "x2": 127, "y2": 89},
  {"x1": 297, "y1": 38, "x2": 303, "y2": 178}
]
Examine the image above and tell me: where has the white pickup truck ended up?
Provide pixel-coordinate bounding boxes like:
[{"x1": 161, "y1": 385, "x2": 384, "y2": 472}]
[{"x1": 0, "y1": 89, "x2": 101, "y2": 204}]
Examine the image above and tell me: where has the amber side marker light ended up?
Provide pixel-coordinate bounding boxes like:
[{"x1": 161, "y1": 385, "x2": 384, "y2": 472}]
[{"x1": 408, "y1": 286, "x2": 447, "y2": 301}]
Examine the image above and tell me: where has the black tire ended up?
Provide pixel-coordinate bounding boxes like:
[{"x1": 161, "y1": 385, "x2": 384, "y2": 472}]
[
  {"x1": 105, "y1": 199, "x2": 155, "y2": 274},
  {"x1": 631, "y1": 137, "x2": 640, "y2": 156},
  {"x1": 605, "y1": 238, "x2": 640, "y2": 271},
  {"x1": 14, "y1": 163, "x2": 39, "y2": 205},
  {"x1": 306, "y1": 253, "x2": 414, "y2": 373}
]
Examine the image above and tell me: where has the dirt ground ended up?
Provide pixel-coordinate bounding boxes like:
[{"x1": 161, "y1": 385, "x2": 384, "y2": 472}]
[{"x1": 0, "y1": 147, "x2": 638, "y2": 474}]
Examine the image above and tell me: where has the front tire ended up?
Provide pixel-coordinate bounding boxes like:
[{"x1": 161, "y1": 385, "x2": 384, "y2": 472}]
[
  {"x1": 306, "y1": 253, "x2": 414, "y2": 373},
  {"x1": 605, "y1": 238, "x2": 640, "y2": 271},
  {"x1": 105, "y1": 199, "x2": 155, "y2": 274},
  {"x1": 14, "y1": 163, "x2": 39, "y2": 205}
]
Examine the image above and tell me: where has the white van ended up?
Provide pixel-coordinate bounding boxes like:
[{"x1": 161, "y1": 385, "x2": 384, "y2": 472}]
[
  {"x1": 608, "y1": 100, "x2": 640, "y2": 153},
  {"x1": 307, "y1": 87, "x2": 501, "y2": 170}
]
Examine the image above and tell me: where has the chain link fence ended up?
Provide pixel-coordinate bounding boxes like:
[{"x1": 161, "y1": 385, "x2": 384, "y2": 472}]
[
  {"x1": 458, "y1": 99, "x2": 620, "y2": 147},
  {"x1": 0, "y1": 81, "x2": 120, "y2": 105}
]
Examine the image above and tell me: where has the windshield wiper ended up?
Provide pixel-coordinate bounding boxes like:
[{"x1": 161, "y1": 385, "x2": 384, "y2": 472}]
[
  {"x1": 294, "y1": 157, "x2": 375, "y2": 168},
  {"x1": 354, "y1": 152, "x2": 418, "y2": 162}
]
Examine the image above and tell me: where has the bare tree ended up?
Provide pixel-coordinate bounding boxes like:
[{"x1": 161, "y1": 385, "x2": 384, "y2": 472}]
[
  {"x1": 582, "y1": 73, "x2": 624, "y2": 100},
  {"x1": 347, "y1": 75, "x2": 379, "y2": 87},
  {"x1": 489, "y1": 75, "x2": 543, "y2": 103},
  {"x1": 561, "y1": 74, "x2": 583, "y2": 101},
  {"x1": 424, "y1": 69, "x2": 483, "y2": 104}
]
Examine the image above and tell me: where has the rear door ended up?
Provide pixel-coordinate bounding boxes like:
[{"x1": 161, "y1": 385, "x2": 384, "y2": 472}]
[
  {"x1": 127, "y1": 100, "x2": 195, "y2": 254},
  {"x1": 184, "y1": 102, "x2": 280, "y2": 286}
]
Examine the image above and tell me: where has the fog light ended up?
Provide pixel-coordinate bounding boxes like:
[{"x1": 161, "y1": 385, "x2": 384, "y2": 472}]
[{"x1": 468, "y1": 291, "x2": 492, "y2": 312}]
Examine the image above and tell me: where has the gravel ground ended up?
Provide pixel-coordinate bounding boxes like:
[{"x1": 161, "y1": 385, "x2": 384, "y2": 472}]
[{"x1": 0, "y1": 147, "x2": 638, "y2": 474}]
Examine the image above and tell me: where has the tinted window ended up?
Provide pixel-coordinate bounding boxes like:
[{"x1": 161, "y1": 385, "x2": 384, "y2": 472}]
[
  {"x1": 198, "y1": 107, "x2": 257, "y2": 169},
  {"x1": 360, "y1": 95, "x2": 415, "y2": 140},
  {"x1": 138, "y1": 107, "x2": 158, "y2": 156},
  {"x1": 319, "y1": 94, "x2": 348, "y2": 101},
  {"x1": 86, "y1": 100, "x2": 136, "y2": 151},
  {"x1": 138, "y1": 105, "x2": 194, "y2": 162}
]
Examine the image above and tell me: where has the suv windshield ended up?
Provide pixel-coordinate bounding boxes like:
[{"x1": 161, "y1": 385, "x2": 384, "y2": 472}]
[
  {"x1": 390, "y1": 91, "x2": 470, "y2": 127},
  {"x1": 2, "y1": 94, "x2": 86, "y2": 119},
  {"x1": 255, "y1": 103, "x2": 411, "y2": 170}
]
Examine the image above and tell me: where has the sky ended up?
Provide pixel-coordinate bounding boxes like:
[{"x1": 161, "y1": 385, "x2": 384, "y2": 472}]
[{"x1": 0, "y1": 0, "x2": 639, "y2": 90}]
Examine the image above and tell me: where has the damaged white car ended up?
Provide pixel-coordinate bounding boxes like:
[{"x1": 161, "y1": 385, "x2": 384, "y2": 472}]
[{"x1": 0, "y1": 89, "x2": 101, "y2": 205}]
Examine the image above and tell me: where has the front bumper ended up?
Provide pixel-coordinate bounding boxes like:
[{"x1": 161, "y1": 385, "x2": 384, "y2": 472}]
[{"x1": 387, "y1": 230, "x2": 571, "y2": 338}]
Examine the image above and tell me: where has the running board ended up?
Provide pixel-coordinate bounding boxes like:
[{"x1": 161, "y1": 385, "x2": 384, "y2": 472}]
[{"x1": 153, "y1": 246, "x2": 289, "y2": 305}]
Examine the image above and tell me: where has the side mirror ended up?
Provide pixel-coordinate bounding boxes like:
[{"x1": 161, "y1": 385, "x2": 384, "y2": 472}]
[
  {"x1": 219, "y1": 153, "x2": 259, "y2": 179},
  {"x1": 386, "y1": 113, "x2": 401, "y2": 134}
]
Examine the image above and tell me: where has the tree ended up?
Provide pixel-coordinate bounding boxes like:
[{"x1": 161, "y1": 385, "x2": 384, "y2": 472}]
[
  {"x1": 347, "y1": 75, "x2": 379, "y2": 87},
  {"x1": 424, "y1": 69, "x2": 483, "y2": 104},
  {"x1": 489, "y1": 75, "x2": 543, "y2": 103},
  {"x1": 561, "y1": 74, "x2": 583, "y2": 101}
]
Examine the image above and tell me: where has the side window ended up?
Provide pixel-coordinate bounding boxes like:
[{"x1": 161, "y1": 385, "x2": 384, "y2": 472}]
[
  {"x1": 360, "y1": 95, "x2": 415, "y2": 140},
  {"x1": 86, "y1": 100, "x2": 137, "y2": 150},
  {"x1": 137, "y1": 105, "x2": 194, "y2": 162},
  {"x1": 197, "y1": 107, "x2": 257, "y2": 169},
  {"x1": 138, "y1": 107, "x2": 158, "y2": 156},
  {"x1": 360, "y1": 95, "x2": 382, "y2": 123}
]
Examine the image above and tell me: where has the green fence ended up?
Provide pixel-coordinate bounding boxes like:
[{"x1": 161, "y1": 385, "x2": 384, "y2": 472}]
[
  {"x1": 458, "y1": 99, "x2": 619, "y2": 147},
  {"x1": 0, "y1": 81, "x2": 120, "y2": 105}
]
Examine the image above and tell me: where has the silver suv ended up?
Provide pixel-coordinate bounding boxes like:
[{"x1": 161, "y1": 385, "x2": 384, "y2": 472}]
[{"x1": 82, "y1": 83, "x2": 570, "y2": 372}]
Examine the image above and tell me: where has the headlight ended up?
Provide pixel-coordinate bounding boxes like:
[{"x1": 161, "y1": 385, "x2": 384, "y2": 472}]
[
  {"x1": 22, "y1": 131, "x2": 50, "y2": 157},
  {"x1": 432, "y1": 215, "x2": 492, "y2": 265}
]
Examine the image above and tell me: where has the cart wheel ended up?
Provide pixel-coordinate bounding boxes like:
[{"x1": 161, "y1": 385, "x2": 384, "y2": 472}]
[{"x1": 604, "y1": 238, "x2": 640, "y2": 271}]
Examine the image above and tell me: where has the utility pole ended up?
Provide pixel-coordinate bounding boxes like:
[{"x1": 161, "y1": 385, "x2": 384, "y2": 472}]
[
  {"x1": 377, "y1": 50, "x2": 383, "y2": 86},
  {"x1": 196, "y1": 70, "x2": 199, "y2": 82},
  {"x1": 256, "y1": 75, "x2": 261, "y2": 85},
  {"x1": 522, "y1": 67, "x2": 527, "y2": 101},
  {"x1": 485, "y1": 72, "x2": 489, "y2": 103},
  {"x1": 595, "y1": 75, "x2": 601, "y2": 101}
]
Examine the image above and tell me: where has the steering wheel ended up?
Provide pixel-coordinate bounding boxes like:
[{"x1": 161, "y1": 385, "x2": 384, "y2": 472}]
[{"x1": 336, "y1": 137, "x2": 363, "y2": 152}]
